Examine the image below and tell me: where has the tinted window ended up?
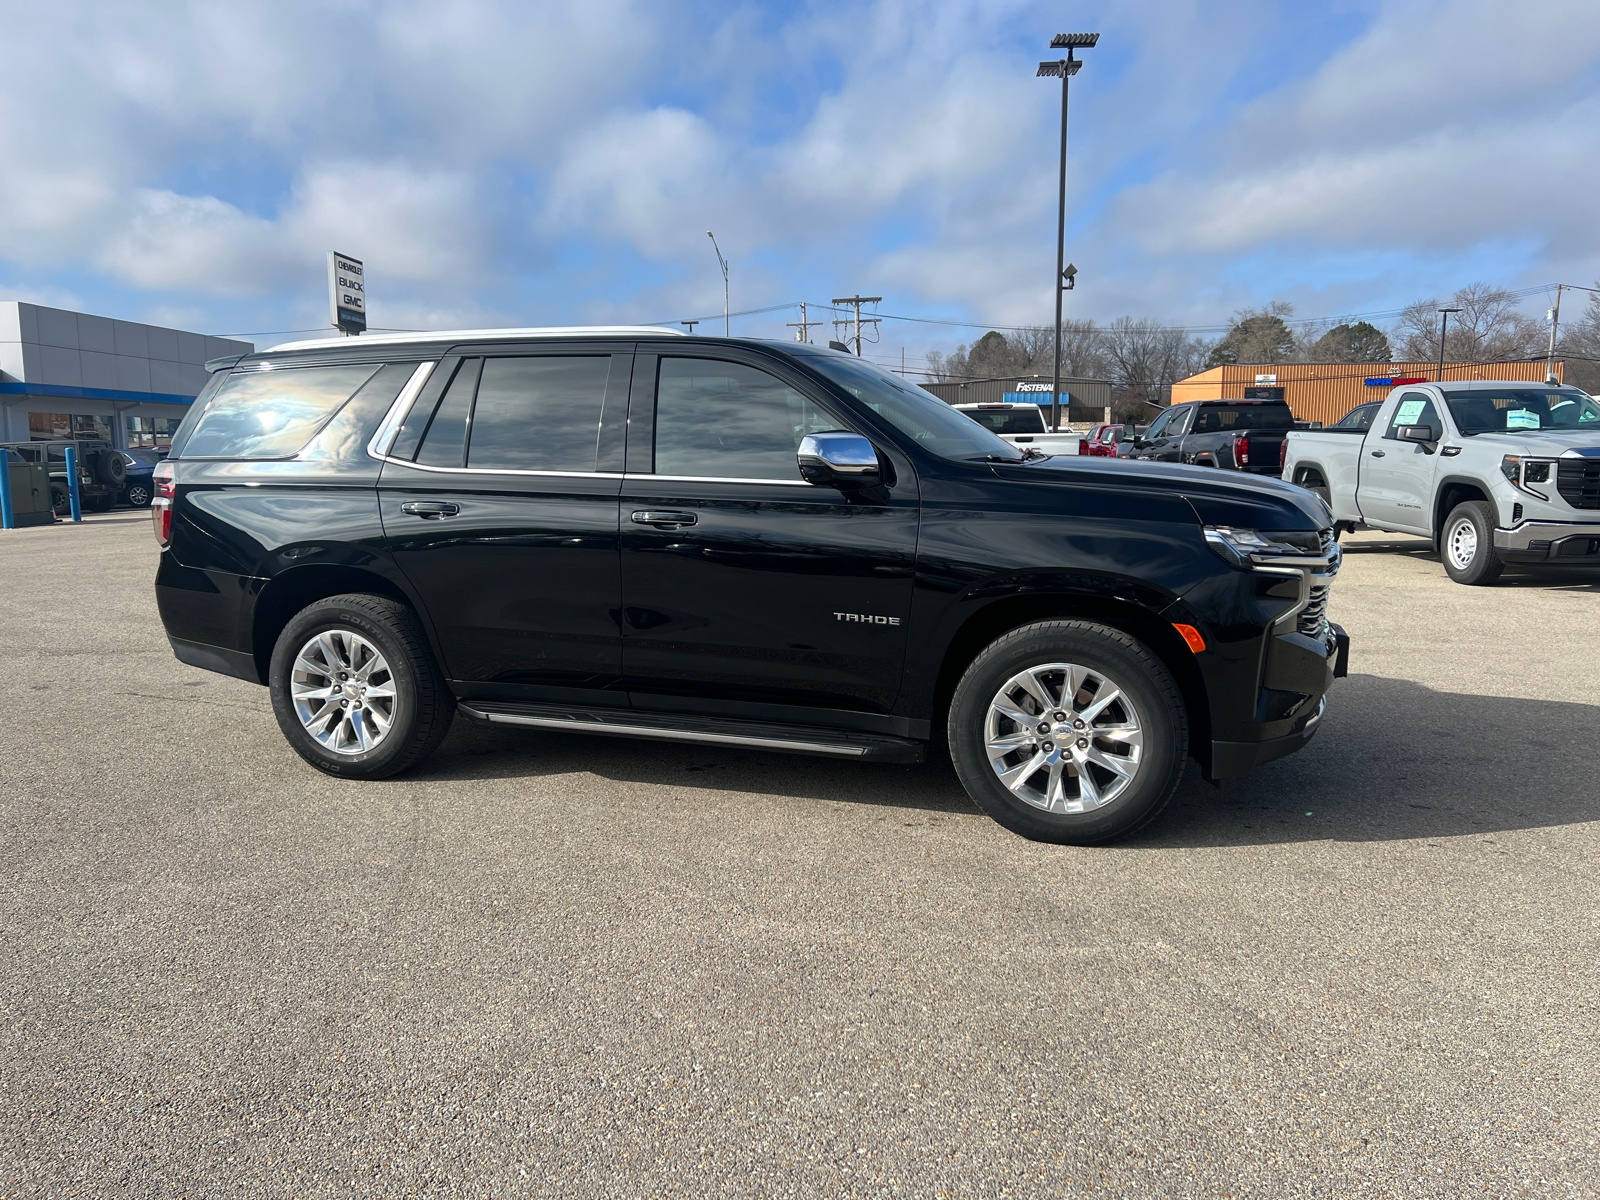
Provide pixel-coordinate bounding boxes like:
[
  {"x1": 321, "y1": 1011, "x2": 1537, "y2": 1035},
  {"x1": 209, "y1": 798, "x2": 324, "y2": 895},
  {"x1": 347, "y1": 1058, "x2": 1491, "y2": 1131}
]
[
  {"x1": 415, "y1": 359, "x2": 481, "y2": 468},
  {"x1": 468, "y1": 356, "x2": 611, "y2": 472},
  {"x1": 1143, "y1": 408, "x2": 1175, "y2": 439},
  {"x1": 180, "y1": 364, "x2": 380, "y2": 459},
  {"x1": 1333, "y1": 404, "x2": 1379, "y2": 430},
  {"x1": 963, "y1": 408, "x2": 1046, "y2": 435},
  {"x1": 1191, "y1": 405, "x2": 1293, "y2": 433},
  {"x1": 1383, "y1": 392, "x2": 1439, "y2": 440},
  {"x1": 797, "y1": 353, "x2": 1023, "y2": 461},
  {"x1": 654, "y1": 358, "x2": 835, "y2": 479},
  {"x1": 299, "y1": 362, "x2": 419, "y2": 462}
]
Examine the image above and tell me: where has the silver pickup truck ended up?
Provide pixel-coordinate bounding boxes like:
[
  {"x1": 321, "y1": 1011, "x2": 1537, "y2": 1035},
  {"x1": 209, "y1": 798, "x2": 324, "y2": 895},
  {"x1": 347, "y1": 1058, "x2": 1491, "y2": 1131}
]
[
  {"x1": 952, "y1": 402, "x2": 1081, "y2": 455},
  {"x1": 1282, "y1": 380, "x2": 1600, "y2": 584}
]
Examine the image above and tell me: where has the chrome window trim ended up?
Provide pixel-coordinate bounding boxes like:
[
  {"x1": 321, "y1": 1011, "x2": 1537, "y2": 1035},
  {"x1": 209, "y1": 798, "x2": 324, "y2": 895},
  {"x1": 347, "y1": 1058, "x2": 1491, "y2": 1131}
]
[
  {"x1": 623, "y1": 472, "x2": 814, "y2": 488},
  {"x1": 366, "y1": 361, "x2": 438, "y2": 460},
  {"x1": 372, "y1": 454, "x2": 625, "y2": 480}
]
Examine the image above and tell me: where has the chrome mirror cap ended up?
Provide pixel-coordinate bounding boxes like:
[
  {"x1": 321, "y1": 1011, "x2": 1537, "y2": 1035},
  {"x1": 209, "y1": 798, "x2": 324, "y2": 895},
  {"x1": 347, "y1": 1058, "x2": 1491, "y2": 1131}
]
[{"x1": 797, "y1": 432, "x2": 881, "y2": 486}]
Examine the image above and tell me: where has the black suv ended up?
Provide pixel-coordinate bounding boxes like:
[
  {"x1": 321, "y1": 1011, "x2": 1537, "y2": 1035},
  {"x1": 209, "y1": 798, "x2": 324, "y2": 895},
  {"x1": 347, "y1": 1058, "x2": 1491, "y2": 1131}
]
[{"x1": 155, "y1": 330, "x2": 1348, "y2": 844}]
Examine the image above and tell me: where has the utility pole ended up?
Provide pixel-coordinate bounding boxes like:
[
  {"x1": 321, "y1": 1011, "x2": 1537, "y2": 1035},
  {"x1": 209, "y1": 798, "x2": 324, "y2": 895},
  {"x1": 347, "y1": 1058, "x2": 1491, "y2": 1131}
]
[
  {"x1": 786, "y1": 301, "x2": 824, "y2": 343},
  {"x1": 1546, "y1": 286, "x2": 1565, "y2": 383},
  {"x1": 681, "y1": 320, "x2": 699, "y2": 334},
  {"x1": 1038, "y1": 32, "x2": 1098, "y2": 432},
  {"x1": 706, "y1": 232, "x2": 729, "y2": 335},
  {"x1": 830, "y1": 295, "x2": 882, "y2": 356},
  {"x1": 1437, "y1": 307, "x2": 1462, "y2": 382}
]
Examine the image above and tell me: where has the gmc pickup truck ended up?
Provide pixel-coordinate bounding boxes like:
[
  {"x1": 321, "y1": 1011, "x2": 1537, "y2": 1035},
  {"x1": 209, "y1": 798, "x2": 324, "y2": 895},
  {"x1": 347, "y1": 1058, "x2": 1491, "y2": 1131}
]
[
  {"x1": 1283, "y1": 380, "x2": 1600, "y2": 584},
  {"x1": 154, "y1": 328, "x2": 1347, "y2": 845},
  {"x1": 1126, "y1": 399, "x2": 1292, "y2": 475}
]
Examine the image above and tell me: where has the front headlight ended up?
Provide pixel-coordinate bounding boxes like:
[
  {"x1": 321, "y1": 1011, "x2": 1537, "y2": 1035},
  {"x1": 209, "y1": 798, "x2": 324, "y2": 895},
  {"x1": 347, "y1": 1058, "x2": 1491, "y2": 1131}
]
[
  {"x1": 1501, "y1": 455, "x2": 1554, "y2": 499},
  {"x1": 1203, "y1": 526, "x2": 1327, "y2": 568}
]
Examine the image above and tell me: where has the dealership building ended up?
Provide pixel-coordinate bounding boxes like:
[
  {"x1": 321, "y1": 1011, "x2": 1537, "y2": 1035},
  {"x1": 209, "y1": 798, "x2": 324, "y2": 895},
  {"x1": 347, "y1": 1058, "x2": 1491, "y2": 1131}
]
[
  {"x1": 1, "y1": 302, "x2": 253, "y2": 449},
  {"x1": 1170, "y1": 360, "x2": 1566, "y2": 427},
  {"x1": 920, "y1": 374, "x2": 1113, "y2": 425}
]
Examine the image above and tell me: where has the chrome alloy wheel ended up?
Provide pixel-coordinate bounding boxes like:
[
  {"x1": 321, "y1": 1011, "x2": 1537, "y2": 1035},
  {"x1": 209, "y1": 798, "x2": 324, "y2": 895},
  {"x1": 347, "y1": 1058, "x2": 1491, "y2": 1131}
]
[
  {"x1": 1446, "y1": 515, "x2": 1478, "y2": 571},
  {"x1": 290, "y1": 629, "x2": 397, "y2": 755},
  {"x1": 984, "y1": 662, "x2": 1144, "y2": 813}
]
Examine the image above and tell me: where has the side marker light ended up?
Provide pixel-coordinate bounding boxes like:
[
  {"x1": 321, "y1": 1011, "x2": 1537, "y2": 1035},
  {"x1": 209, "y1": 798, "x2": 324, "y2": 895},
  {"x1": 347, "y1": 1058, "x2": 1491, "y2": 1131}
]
[{"x1": 1172, "y1": 623, "x2": 1206, "y2": 653}]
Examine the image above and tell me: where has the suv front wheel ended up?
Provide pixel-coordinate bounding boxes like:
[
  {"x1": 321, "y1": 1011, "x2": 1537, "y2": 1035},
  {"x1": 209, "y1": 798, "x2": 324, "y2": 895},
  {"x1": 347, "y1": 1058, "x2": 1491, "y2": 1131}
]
[
  {"x1": 268, "y1": 594, "x2": 455, "y2": 779},
  {"x1": 948, "y1": 620, "x2": 1188, "y2": 845}
]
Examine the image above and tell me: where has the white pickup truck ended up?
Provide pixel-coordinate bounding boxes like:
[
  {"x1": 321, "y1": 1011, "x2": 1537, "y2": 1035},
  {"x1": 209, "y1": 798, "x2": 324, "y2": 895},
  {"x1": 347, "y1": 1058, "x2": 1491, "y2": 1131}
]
[
  {"x1": 952, "y1": 402, "x2": 1081, "y2": 455},
  {"x1": 1283, "y1": 380, "x2": 1600, "y2": 584}
]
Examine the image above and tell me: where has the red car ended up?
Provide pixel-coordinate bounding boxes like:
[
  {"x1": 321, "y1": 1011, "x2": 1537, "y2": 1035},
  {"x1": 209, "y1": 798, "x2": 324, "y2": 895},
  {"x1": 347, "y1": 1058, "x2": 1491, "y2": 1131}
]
[{"x1": 1080, "y1": 423, "x2": 1127, "y2": 457}]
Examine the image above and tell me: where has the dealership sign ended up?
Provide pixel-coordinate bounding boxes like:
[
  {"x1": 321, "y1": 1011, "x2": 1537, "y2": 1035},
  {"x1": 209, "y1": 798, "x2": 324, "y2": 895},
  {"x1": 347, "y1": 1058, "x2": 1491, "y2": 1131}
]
[{"x1": 328, "y1": 251, "x2": 366, "y2": 335}]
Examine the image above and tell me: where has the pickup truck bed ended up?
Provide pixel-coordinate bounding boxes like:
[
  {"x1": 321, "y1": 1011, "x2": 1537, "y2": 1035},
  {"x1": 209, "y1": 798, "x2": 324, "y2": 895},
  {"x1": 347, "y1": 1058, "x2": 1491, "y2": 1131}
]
[{"x1": 1127, "y1": 399, "x2": 1291, "y2": 475}]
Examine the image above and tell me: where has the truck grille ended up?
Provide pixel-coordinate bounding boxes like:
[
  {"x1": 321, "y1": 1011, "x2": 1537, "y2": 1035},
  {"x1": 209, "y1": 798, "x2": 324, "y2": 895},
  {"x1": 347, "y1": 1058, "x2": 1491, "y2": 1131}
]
[
  {"x1": 1556, "y1": 460, "x2": 1600, "y2": 509},
  {"x1": 1297, "y1": 585, "x2": 1331, "y2": 639}
]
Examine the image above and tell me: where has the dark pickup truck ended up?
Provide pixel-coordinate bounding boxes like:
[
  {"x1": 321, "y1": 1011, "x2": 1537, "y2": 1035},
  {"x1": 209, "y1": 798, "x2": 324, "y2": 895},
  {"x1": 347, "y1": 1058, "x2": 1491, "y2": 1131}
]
[
  {"x1": 1127, "y1": 399, "x2": 1294, "y2": 476},
  {"x1": 153, "y1": 330, "x2": 1348, "y2": 846}
]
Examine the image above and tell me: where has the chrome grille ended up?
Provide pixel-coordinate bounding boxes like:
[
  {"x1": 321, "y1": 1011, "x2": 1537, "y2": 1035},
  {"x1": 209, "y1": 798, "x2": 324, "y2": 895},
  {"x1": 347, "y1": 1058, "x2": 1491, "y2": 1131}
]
[{"x1": 1297, "y1": 584, "x2": 1331, "y2": 639}]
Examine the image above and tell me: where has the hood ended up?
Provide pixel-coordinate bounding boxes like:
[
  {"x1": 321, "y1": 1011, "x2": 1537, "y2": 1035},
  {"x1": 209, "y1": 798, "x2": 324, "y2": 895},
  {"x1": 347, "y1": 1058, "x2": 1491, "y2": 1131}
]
[
  {"x1": 1460, "y1": 430, "x2": 1600, "y2": 458},
  {"x1": 993, "y1": 456, "x2": 1329, "y2": 531}
]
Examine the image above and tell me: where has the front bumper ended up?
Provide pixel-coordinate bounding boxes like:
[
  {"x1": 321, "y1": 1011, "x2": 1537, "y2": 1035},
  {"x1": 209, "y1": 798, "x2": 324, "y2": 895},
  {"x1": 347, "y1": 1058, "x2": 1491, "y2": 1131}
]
[
  {"x1": 1494, "y1": 520, "x2": 1600, "y2": 563},
  {"x1": 1208, "y1": 622, "x2": 1348, "y2": 781}
]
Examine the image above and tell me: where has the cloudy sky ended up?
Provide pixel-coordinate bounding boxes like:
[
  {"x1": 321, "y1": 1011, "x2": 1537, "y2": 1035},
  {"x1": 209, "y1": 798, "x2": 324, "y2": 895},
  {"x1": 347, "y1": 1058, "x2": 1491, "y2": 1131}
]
[{"x1": 2, "y1": 0, "x2": 1597, "y2": 368}]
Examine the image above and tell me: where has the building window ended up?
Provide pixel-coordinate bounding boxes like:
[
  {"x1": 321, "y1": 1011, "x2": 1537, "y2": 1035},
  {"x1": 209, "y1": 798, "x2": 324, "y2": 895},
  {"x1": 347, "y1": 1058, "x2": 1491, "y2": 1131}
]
[
  {"x1": 126, "y1": 416, "x2": 183, "y2": 449},
  {"x1": 29, "y1": 412, "x2": 111, "y2": 442}
]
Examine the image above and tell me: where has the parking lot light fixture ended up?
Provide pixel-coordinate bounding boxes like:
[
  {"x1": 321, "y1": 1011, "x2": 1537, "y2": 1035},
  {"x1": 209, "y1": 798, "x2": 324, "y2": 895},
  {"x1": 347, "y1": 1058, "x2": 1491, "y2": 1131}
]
[
  {"x1": 707, "y1": 232, "x2": 729, "y2": 336},
  {"x1": 1038, "y1": 31, "x2": 1098, "y2": 432},
  {"x1": 1437, "y1": 307, "x2": 1462, "y2": 381}
]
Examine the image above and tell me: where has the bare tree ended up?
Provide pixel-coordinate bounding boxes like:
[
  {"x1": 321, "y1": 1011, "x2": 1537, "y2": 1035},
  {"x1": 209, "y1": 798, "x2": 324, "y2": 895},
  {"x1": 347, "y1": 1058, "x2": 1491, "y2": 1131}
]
[
  {"x1": 924, "y1": 321, "x2": 1112, "y2": 382},
  {"x1": 1100, "y1": 317, "x2": 1208, "y2": 419},
  {"x1": 1557, "y1": 285, "x2": 1600, "y2": 393},
  {"x1": 1393, "y1": 283, "x2": 1545, "y2": 363}
]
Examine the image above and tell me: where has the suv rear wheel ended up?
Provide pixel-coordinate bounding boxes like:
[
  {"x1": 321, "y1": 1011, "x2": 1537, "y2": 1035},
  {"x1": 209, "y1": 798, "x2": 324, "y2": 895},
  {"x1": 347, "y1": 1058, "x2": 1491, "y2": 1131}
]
[
  {"x1": 948, "y1": 620, "x2": 1188, "y2": 845},
  {"x1": 268, "y1": 594, "x2": 455, "y2": 779},
  {"x1": 1441, "y1": 500, "x2": 1504, "y2": 586}
]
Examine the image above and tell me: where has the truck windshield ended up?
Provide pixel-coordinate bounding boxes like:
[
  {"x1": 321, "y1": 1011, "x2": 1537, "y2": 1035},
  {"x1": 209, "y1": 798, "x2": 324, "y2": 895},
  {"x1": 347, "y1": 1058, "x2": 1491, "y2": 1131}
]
[
  {"x1": 798, "y1": 353, "x2": 1025, "y2": 462},
  {"x1": 1192, "y1": 405, "x2": 1293, "y2": 432},
  {"x1": 962, "y1": 408, "x2": 1047, "y2": 435},
  {"x1": 1443, "y1": 388, "x2": 1600, "y2": 433}
]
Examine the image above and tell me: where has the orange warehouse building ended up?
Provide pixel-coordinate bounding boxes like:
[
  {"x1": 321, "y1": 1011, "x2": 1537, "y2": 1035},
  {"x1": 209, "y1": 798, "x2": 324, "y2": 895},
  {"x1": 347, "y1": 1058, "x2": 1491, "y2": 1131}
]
[{"x1": 1169, "y1": 361, "x2": 1566, "y2": 428}]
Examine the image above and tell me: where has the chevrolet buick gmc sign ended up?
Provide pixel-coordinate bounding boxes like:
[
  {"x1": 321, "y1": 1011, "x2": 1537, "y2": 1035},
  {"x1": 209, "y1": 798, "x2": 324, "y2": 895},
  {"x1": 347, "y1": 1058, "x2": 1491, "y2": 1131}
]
[{"x1": 328, "y1": 251, "x2": 367, "y2": 335}]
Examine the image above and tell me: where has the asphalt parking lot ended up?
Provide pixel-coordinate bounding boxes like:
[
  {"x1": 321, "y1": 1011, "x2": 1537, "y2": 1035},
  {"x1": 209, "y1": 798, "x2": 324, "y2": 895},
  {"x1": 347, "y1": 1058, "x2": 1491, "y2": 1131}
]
[{"x1": 2, "y1": 516, "x2": 1597, "y2": 1198}]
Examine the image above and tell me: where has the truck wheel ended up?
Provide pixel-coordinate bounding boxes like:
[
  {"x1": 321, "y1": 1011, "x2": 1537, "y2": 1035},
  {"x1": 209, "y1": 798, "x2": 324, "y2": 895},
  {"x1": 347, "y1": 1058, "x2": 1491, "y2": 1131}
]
[
  {"x1": 947, "y1": 620, "x2": 1188, "y2": 845},
  {"x1": 125, "y1": 482, "x2": 152, "y2": 507},
  {"x1": 49, "y1": 483, "x2": 70, "y2": 515},
  {"x1": 268, "y1": 594, "x2": 456, "y2": 779},
  {"x1": 1441, "y1": 501, "x2": 1504, "y2": 585}
]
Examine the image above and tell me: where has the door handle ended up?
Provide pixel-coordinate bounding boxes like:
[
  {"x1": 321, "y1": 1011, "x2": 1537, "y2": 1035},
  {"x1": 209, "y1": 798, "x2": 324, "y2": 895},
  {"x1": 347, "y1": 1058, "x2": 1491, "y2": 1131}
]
[
  {"x1": 401, "y1": 501, "x2": 460, "y2": 518},
  {"x1": 631, "y1": 510, "x2": 697, "y2": 527},
  {"x1": 1370, "y1": 450, "x2": 1385, "y2": 458}
]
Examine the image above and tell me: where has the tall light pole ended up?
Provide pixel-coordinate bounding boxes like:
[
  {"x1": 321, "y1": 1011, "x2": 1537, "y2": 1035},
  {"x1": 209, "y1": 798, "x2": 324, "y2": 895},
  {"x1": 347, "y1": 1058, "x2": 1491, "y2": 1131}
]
[
  {"x1": 1437, "y1": 307, "x2": 1462, "y2": 382},
  {"x1": 706, "y1": 231, "x2": 729, "y2": 336},
  {"x1": 1038, "y1": 31, "x2": 1098, "y2": 432}
]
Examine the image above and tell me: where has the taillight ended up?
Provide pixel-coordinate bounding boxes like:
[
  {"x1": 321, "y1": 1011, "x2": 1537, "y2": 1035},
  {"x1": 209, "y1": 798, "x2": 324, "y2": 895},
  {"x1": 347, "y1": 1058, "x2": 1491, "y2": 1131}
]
[
  {"x1": 1236, "y1": 435, "x2": 1249, "y2": 466},
  {"x1": 1279, "y1": 437, "x2": 1288, "y2": 468},
  {"x1": 1079, "y1": 439, "x2": 1088, "y2": 455},
  {"x1": 152, "y1": 460, "x2": 175, "y2": 545}
]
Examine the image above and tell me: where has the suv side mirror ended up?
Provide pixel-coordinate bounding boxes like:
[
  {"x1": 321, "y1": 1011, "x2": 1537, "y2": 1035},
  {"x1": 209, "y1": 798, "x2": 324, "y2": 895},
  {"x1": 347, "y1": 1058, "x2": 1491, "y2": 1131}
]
[{"x1": 797, "y1": 432, "x2": 881, "y2": 488}]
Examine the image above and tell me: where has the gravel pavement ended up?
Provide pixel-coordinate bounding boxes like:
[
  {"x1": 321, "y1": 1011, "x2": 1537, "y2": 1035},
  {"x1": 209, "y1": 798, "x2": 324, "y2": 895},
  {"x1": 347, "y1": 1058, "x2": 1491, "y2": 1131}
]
[{"x1": 2, "y1": 516, "x2": 1597, "y2": 1198}]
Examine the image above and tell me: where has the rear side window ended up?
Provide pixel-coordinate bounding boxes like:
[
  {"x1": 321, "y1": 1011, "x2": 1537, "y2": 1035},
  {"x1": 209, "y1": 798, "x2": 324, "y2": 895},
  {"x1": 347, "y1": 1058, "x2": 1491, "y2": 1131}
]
[
  {"x1": 468, "y1": 357, "x2": 611, "y2": 471},
  {"x1": 179, "y1": 364, "x2": 381, "y2": 458},
  {"x1": 415, "y1": 359, "x2": 481, "y2": 468},
  {"x1": 654, "y1": 358, "x2": 834, "y2": 479},
  {"x1": 1192, "y1": 406, "x2": 1293, "y2": 433}
]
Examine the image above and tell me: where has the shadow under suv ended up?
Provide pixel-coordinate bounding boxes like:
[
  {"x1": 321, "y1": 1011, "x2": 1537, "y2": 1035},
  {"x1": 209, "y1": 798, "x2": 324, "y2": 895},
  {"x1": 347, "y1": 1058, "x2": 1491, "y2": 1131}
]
[{"x1": 154, "y1": 327, "x2": 1348, "y2": 844}]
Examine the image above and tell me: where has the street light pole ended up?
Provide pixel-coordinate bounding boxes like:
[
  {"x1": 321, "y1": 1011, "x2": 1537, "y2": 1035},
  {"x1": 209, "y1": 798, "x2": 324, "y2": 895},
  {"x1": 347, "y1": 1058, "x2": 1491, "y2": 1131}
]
[
  {"x1": 1039, "y1": 33, "x2": 1097, "y2": 433},
  {"x1": 1437, "y1": 307, "x2": 1462, "y2": 382},
  {"x1": 707, "y1": 232, "x2": 729, "y2": 336}
]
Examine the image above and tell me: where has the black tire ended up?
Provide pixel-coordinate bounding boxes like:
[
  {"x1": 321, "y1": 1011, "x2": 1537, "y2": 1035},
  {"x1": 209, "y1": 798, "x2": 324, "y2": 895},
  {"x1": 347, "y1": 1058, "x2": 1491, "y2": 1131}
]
[
  {"x1": 94, "y1": 450, "x2": 126, "y2": 487},
  {"x1": 268, "y1": 593, "x2": 455, "y2": 779},
  {"x1": 1440, "y1": 500, "x2": 1504, "y2": 585},
  {"x1": 947, "y1": 620, "x2": 1188, "y2": 845},
  {"x1": 125, "y1": 482, "x2": 153, "y2": 507},
  {"x1": 86, "y1": 494, "x2": 114, "y2": 512},
  {"x1": 49, "y1": 482, "x2": 70, "y2": 515}
]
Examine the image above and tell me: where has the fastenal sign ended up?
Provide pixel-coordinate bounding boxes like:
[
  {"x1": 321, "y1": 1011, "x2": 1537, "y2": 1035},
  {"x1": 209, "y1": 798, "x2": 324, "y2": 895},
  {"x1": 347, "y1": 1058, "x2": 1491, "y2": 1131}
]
[{"x1": 328, "y1": 251, "x2": 366, "y2": 335}]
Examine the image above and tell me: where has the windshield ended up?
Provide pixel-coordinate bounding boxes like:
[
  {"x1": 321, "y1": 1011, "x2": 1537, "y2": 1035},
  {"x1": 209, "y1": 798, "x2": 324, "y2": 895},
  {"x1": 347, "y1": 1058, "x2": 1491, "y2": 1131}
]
[
  {"x1": 1444, "y1": 388, "x2": 1600, "y2": 434},
  {"x1": 962, "y1": 408, "x2": 1046, "y2": 435},
  {"x1": 798, "y1": 353, "x2": 1025, "y2": 461}
]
